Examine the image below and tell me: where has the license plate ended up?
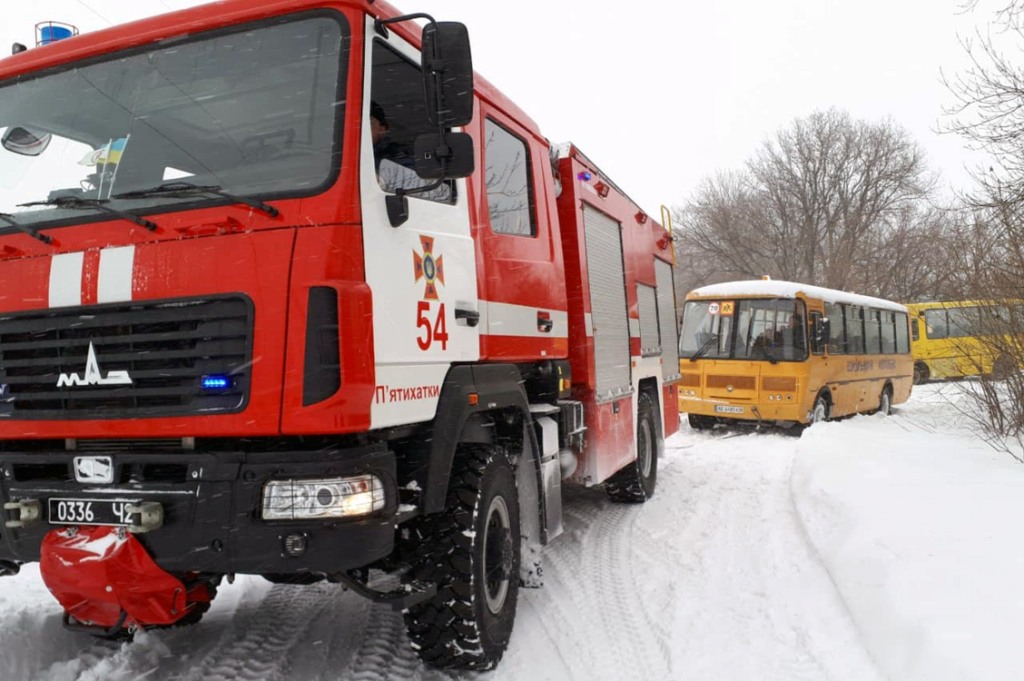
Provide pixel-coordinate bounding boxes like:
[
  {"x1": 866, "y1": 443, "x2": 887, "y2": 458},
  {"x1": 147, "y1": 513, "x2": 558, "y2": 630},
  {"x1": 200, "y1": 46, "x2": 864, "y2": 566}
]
[
  {"x1": 714, "y1": 405, "x2": 745, "y2": 414},
  {"x1": 48, "y1": 498, "x2": 139, "y2": 527}
]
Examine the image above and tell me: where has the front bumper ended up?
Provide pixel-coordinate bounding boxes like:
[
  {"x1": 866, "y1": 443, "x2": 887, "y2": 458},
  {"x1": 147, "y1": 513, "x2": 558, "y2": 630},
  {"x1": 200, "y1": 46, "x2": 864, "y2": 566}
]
[
  {"x1": 0, "y1": 441, "x2": 398, "y2": 575},
  {"x1": 679, "y1": 395, "x2": 805, "y2": 422}
]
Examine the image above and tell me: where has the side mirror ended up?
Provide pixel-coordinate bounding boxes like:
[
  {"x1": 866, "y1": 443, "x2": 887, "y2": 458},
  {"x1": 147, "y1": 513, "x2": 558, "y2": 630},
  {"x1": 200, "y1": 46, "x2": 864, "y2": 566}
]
[
  {"x1": 2, "y1": 126, "x2": 51, "y2": 156},
  {"x1": 814, "y1": 317, "x2": 831, "y2": 350},
  {"x1": 414, "y1": 131, "x2": 474, "y2": 179},
  {"x1": 421, "y1": 22, "x2": 473, "y2": 127}
]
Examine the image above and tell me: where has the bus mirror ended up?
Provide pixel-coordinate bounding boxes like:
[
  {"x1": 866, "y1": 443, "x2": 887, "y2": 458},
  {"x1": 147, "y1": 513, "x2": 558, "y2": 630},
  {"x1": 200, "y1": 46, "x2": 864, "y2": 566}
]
[
  {"x1": 421, "y1": 22, "x2": 474, "y2": 127},
  {"x1": 815, "y1": 317, "x2": 830, "y2": 348}
]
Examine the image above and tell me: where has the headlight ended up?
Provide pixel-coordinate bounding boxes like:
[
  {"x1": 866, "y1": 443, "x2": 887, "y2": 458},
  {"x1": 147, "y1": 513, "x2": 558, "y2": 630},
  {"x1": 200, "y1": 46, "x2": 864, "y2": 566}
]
[{"x1": 261, "y1": 475, "x2": 385, "y2": 520}]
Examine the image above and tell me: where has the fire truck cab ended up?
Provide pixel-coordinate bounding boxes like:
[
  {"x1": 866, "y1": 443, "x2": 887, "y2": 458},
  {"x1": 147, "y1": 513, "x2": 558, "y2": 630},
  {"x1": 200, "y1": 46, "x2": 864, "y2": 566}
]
[{"x1": 0, "y1": 0, "x2": 680, "y2": 670}]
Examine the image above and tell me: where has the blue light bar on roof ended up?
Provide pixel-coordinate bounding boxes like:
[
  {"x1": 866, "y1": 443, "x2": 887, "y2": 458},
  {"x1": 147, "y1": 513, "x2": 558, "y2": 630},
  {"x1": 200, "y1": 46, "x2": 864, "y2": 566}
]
[{"x1": 36, "y1": 22, "x2": 78, "y2": 46}]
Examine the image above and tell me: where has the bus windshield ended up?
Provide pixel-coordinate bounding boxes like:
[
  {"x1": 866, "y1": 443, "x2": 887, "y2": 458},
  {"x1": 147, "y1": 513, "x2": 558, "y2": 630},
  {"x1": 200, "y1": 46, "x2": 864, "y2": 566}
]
[
  {"x1": 680, "y1": 298, "x2": 808, "y2": 362},
  {"x1": 0, "y1": 14, "x2": 347, "y2": 228}
]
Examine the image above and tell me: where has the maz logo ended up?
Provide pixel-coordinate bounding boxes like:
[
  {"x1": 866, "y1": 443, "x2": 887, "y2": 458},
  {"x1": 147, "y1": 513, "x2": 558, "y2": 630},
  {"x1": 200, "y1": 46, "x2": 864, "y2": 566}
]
[{"x1": 56, "y1": 342, "x2": 133, "y2": 388}]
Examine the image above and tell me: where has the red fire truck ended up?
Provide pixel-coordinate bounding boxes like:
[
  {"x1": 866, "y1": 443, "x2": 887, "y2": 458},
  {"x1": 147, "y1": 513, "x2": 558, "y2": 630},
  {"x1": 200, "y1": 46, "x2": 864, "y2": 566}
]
[{"x1": 0, "y1": 0, "x2": 680, "y2": 670}]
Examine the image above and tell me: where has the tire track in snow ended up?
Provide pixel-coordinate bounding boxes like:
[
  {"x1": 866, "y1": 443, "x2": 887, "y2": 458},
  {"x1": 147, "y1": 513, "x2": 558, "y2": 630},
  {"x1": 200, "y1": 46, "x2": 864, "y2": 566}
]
[
  {"x1": 175, "y1": 583, "x2": 346, "y2": 681},
  {"x1": 536, "y1": 485, "x2": 670, "y2": 681},
  {"x1": 341, "y1": 596, "x2": 421, "y2": 681}
]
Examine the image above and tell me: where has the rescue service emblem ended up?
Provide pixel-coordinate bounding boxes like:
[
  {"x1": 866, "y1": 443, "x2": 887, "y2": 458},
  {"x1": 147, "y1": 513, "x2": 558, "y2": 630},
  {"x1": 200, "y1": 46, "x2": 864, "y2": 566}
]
[{"x1": 413, "y1": 235, "x2": 445, "y2": 301}]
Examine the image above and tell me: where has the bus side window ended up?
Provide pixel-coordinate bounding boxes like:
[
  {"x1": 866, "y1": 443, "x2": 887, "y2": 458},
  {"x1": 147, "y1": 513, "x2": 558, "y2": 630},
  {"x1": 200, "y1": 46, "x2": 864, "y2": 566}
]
[
  {"x1": 911, "y1": 315, "x2": 920, "y2": 342},
  {"x1": 810, "y1": 312, "x2": 826, "y2": 355},
  {"x1": 880, "y1": 310, "x2": 897, "y2": 354},
  {"x1": 826, "y1": 302, "x2": 845, "y2": 354},
  {"x1": 845, "y1": 305, "x2": 865, "y2": 354},
  {"x1": 865, "y1": 308, "x2": 882, "y2": 354},
  {"x1": 924, "y1": 309, "x2": 948, "y2": 339},
  {"x1": 896, "y1": 312, "x2": 910, "y2": 353}
]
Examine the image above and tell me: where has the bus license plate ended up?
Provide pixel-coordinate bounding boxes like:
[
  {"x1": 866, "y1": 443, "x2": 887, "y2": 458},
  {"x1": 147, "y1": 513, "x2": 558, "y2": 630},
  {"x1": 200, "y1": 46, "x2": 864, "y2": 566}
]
[
  {"x1": 714, "y1": 405, "x2": 745, "y2": 414},
  {"x1": 48, "y1": 498, "x2": 139, "y2": 527}
]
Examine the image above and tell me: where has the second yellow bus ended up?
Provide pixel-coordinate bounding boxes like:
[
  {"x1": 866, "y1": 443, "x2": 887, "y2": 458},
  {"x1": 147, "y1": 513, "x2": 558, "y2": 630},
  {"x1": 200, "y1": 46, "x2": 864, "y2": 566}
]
[{"x1": 678, "y1": 279, "x2": 913, "y2": 429}]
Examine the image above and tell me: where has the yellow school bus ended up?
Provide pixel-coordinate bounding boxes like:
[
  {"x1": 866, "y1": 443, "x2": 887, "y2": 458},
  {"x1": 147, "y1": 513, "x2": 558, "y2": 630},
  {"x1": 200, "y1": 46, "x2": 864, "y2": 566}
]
[
  {"x1": 678, "y1": 279, "x2": 913, "y2": 429},
  {"x1": 907, "y1": 300, "x2": 1022, "y2": 383}
]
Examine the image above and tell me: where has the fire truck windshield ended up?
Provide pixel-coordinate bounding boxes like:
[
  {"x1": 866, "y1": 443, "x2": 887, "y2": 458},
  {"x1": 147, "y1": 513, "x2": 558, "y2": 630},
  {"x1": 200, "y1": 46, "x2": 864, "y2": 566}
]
[{"x1": 0, "y1": 13, "x2": 347, "y2": 230}]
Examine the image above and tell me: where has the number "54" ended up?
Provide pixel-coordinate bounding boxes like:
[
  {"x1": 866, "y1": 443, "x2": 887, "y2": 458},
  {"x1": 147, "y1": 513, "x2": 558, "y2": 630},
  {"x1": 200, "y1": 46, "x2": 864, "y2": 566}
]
[{"x1": 417, "y1": 301, "x2": 449, "y2": 351}]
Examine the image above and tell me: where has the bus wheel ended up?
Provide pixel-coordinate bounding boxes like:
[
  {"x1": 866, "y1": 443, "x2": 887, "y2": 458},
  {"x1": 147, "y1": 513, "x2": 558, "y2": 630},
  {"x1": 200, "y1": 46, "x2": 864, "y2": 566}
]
[
  {"x1": 878, "y1": 385, "x2": 893, "y2": 416},
  {"x1": 606, "y1": 392, "x2": 658, "y2": 503},
  {"x1": 403, "y1": 444, "x2": 520, "y2": 670},
  {"x1": 808, "y1": 393, "x2": 830, "y2": 425},
  {"x1": 992, "y1": 355, "x2": 1014, "y2": 381},
  {"x1": 913, "y1": 362, "x2": 930, "y2": 385},
  {"x1": 688, "y1": 413, "x2": 716, "y2": 430}
]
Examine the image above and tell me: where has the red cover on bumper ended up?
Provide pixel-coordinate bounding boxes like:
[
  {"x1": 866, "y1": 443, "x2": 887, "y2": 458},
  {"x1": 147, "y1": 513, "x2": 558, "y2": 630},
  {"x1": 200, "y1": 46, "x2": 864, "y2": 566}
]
[{"x1": 40, "y1": 526, "x2": 188, "y2": 629}]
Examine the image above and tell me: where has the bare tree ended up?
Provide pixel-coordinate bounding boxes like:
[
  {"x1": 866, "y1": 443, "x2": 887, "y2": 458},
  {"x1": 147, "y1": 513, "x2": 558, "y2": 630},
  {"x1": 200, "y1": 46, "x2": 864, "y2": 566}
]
[
  {"x1": 942, "y1": 0, "x2": 1024, "y2": 457},
  {"x1": 674, "y1": 109, "x2": 937, "y2": 297}
]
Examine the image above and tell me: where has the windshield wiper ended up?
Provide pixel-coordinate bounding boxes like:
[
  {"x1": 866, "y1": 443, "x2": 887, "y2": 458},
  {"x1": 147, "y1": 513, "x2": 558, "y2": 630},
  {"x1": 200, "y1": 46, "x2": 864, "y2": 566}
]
[
  {"x1": 0, "y1": 212, "x2": 54, "y2": 245},
  {"x1": 113, "y1": 182, "x2": 279, "y2": 218},
  {"x1": 752, "y1": 342, "x2": 779, "y2": 364},
  {"x1": 19, "y1": 197, "x2": 157, "y2": 231},
  {"x1": 688, "y1": 335, "x2": 720, "y2": 362}
]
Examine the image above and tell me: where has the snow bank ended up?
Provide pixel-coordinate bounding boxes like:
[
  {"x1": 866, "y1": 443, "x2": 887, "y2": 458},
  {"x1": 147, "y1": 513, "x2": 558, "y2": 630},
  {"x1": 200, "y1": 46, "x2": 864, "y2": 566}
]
[{"x1": 790, "y1": 409, "x2": 1024, "y2": 681}]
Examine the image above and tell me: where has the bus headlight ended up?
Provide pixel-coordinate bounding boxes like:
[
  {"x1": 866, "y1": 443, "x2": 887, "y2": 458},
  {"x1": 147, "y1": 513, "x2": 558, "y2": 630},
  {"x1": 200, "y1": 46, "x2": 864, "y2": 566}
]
[{"x1": 261, "y1": 475, "x2": 385, "y2": 520}]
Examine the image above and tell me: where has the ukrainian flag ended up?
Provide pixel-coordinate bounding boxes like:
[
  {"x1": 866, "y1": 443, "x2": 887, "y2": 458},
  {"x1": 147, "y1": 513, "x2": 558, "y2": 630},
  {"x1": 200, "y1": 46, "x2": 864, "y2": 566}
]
[
  {"x1": 79, "y1": 137, "x2": 129, "y2": 166},
  {"x1": 102, "y1": 137, "x2": 128, "y2": 165}
]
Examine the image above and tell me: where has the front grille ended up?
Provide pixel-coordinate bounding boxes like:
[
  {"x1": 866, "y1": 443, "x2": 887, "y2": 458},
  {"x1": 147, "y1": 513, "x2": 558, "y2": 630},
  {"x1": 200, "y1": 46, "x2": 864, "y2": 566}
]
[
  {"x1": 706, "y1": 375, "x2": 756, "y2": 390},
  {"x1": 0, "y1": 295, "x2": 253, "y2": 419}
]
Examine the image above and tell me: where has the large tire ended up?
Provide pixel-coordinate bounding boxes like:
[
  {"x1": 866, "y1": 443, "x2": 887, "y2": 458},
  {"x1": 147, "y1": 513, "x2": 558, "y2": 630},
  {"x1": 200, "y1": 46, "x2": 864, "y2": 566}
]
[
  {"x1": 688, "y1": 413, "x2": 716, "y2": 430},
  {"x1": 606, "y1": 392, "x2": 659, "y2": 503},
  {"x1": 403, "y1": 444, "x2": 520, "y2": 671},
  {"x1": 877, "y1": 385, "x2": 893, "y2": 416}
]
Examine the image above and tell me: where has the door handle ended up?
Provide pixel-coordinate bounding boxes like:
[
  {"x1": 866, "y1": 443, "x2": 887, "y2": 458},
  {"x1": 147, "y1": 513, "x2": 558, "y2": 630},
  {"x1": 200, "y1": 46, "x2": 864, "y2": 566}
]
[
  {"x1": 455, "y1": 307, "x2": 480, "y2": 327},
  {"x1": 537, "y1": 311, "x2": 553, "y2": 333}
]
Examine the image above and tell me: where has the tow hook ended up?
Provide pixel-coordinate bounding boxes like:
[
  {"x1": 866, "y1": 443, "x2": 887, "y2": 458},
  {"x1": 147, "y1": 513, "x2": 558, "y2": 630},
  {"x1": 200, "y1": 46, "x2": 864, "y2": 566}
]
[
  {"x1": 4, "y1": 499, "x2": 41, "y2": 529},
  {"x1": 126, "y1": 502, "x2": 164, "y2": 534}
]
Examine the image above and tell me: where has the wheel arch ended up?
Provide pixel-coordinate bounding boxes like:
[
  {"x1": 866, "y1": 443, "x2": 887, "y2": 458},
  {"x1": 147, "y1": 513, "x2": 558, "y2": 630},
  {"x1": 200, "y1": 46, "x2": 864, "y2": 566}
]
[{"x1": 421, "y1": 364, "x2": 548, "y2": 543}]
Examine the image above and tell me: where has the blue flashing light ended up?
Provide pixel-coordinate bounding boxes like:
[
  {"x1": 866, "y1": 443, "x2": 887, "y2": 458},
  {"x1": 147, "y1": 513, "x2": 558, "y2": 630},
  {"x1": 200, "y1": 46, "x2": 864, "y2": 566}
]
[
  {"x1": 36, "y1": 23, "x2": 78, "y2": 46},
  {"x1": 201, "y1": 375, "x2": 231, "y2": 391},
  {"x1": 577, "y1": 171, "x2": 593, "y2": 182}
]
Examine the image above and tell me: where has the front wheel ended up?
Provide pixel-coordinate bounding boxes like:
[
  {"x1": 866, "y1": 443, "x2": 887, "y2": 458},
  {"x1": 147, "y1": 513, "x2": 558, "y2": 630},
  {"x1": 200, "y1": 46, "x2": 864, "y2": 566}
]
[
  {"x1": 403, "y1": 444, "x2": 520, "y2": 671},
  {"x1": 606, "y1": 392, "x2": 659, "y2": 503},
  {"x1": 808, "y1": 393, "x2": 830, "y2": 426},
  {"x1": 991, "y1": 354, "x2": 1015, "y2": 381},
  {"x1": 913, "y1": 362, "x2": 930, "y2": 385}
]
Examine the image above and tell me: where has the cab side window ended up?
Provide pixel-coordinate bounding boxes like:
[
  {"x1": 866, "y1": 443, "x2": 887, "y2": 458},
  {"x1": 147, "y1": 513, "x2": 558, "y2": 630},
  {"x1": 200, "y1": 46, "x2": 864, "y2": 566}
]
[
  {"x1": 370, "y1": 40, "x2": 453, "y2": 203},
  {"x1": 484, "y1": 118, "x2": 536, "y2": 236}
]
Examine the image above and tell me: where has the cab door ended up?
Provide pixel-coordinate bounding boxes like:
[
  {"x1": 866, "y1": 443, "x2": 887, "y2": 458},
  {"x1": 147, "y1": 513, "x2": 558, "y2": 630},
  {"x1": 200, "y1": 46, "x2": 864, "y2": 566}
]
[
  {"x1": 471, "y1": 104, "x2": 568, "y2": 361},
  {"x1": 360, "y1": 19, "x2": 479, "y2": 428}
]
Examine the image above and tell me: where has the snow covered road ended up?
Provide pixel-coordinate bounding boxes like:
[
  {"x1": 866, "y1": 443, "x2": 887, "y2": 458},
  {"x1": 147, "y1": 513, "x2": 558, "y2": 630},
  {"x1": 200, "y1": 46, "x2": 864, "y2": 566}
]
[{"x1": 4, "y1": 384, "x2": 1014, "y2": 680}]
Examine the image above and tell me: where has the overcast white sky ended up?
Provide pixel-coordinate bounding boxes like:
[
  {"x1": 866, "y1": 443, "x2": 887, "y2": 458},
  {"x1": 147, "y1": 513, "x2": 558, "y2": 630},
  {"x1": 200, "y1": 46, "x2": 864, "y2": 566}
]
[{"x1": 0, "y1": 0, "x2": 1000, "y2": 218}]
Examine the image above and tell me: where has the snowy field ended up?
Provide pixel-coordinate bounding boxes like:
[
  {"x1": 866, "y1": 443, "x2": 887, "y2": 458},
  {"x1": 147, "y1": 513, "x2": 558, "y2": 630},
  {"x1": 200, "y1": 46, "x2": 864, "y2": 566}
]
[{"x1": 0, "y1": 382, "x2": 1020, "y2": 681}]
